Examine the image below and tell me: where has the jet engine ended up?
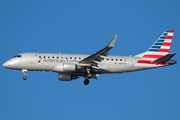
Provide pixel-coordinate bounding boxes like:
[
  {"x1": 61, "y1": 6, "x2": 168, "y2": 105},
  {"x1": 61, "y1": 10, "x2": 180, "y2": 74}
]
[
  {"x1": 53, "y1": 63, "x2": 82, "y2": 72},
  {"x1": 63, "y1": 63, "x2": 79, "y2": 71},
  {"x1": 58, "y1": 73, "x2": 79, "y2": 81}
]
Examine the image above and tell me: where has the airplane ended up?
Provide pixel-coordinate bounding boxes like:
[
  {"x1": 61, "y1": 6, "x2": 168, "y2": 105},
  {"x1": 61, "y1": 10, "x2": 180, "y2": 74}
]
[{"x1": 3, "y1": 30, "x2": 177, "y2": 85}]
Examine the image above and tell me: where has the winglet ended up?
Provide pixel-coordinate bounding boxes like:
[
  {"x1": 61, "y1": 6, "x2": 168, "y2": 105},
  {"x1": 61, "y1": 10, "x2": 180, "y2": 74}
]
[
  {"x1": 107, "y1": 35, "x2": 118, "y2": 48},
  {"x1": 79, "y1": 35, "x2": 118, "y2": 65}
]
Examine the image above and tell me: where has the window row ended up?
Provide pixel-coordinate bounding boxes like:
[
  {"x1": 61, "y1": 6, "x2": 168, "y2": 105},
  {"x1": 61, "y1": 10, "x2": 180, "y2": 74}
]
[
  {"x1": 107, "y1": 59, "x2": 126, "y2": 61},
  {"x1": 39, "y1": 56, "x2": 82, "y2": 60},
  {"x1": 38, "y1": 56, "x2": 126, "y2": 61}
]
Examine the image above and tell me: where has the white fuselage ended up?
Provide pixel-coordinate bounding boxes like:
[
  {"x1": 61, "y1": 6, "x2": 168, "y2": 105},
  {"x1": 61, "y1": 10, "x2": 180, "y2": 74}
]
[{"x1": 3, "y1": 52, "x2": 166, "y2": 75}]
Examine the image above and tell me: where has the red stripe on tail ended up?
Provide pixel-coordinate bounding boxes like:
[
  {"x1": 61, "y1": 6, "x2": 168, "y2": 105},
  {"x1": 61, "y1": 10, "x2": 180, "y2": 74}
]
[
  {"x1": 143, "y1": 55, "x2": 164, "y2": 58},
  {"x1": 162, "y1": 42, "x2": 171, "y2": 46},
  {"x1": 169, "y1": 30, "x2": 174, "y2": 33},
  {"x1": 137, "y1": 60, "x2": 165, "y2": 65},
  {"x1": 159, "y1": 49, "x2": 169, "y2": 52},
  {"x1": 166, "y1": 36, "x2": 173, "y2": 39}
]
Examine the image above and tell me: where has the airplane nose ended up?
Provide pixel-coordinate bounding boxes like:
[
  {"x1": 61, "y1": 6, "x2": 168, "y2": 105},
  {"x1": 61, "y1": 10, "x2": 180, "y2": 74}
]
[
  {"x1": 3, "y1": 62, "x2": 9, "y2": 68},
  {"x1": 3, "y1": 59, "x2": 19, "y2": 69}
]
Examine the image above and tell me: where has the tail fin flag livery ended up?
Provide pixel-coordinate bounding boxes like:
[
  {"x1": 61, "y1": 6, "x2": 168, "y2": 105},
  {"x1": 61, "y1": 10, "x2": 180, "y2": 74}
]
[
  {"x1": 148, "y1": 30, "x2": 174, "y2": 53},
  {"x1": 2, "y1": 30, "x2": 177, "y2": 85},
  {"x1": 136, "y1": 30, "x2": 175, "y2": 65}
]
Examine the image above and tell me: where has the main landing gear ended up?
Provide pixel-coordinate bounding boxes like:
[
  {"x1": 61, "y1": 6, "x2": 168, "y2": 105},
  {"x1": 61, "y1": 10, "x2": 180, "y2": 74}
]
[
  {"x1": 83, "y1": 67, "x2": 98, "y2": 85},
  {"x1": 84, "y1": 79, "x2": 90, "y2": 85},
  {"x1": 83, "y1": 68, "x2": 92, "y2": 85},
  {"x1": 83, "y1": 66, "x2": 99, "y2": 85},
  {"x1": 22, "y1": 69, "x2": 28, "y2": 80}
]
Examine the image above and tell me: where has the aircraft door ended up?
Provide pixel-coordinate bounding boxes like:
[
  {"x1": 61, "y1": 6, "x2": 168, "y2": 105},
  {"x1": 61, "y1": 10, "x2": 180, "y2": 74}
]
[{"x1": 29, "y1": 53, "x2": 35, "y2": 64}]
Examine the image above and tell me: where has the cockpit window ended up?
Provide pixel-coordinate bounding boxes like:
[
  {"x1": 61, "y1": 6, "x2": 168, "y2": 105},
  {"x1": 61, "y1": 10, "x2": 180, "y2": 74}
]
[
  {"x1": 13, "y1": 55, "x2": 21, "y2": 58},
  {"x1": 17, "y1": 55, "x2": 21, "y2": 58}
]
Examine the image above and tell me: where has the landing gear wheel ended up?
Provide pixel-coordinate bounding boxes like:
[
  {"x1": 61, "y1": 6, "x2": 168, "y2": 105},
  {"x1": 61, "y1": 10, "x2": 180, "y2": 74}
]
[
  {"x1": 84, "y1": 79, "x2": 89, "y2": 85},
  {"x1": 23, "y1": 76, "x2": 27, "y2": 80}
]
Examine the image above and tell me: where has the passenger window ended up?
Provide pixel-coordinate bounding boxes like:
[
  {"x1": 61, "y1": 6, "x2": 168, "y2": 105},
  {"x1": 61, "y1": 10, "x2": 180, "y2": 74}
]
[
  {"x1": 111, "y1": 59, "x2": 113, "y2": 61},
  {"x1": 107, "y1": 59, "x2": 109, "y2": 61},
  {"x1": 125, "y1": 59, "x2": 126, "y2": 61},
  {"x1": 48, "y1": 56, "x2": 50, "y2": 58},
  {"x1": 120, "y1": 59, "x2": 122, "y2": 61},
  {"x1": 52, "y1": 56, "x2": 54, "y2": 58},
  {"x1": 61, "y1": 57, "x2": 63, "y2": 59},
  {"x1": 39, "y1": 56, "x2": 41, "y2": 58},
  {"x1": 66, "y1": 57, "x2": 68, "y2": 59},
  {"x1": 57, "y1": 57, "x2": 59, "y2": 59},
  {"x1": 44, "y1": 56, "x2": 46, "y2": 58},
  {"x1": 79, "y1": 58, "x2": 81, "y2": 59},
  {"x1": 75, "y1": 57, "x2": 76, "y2": 59},
  {"x1": 70, "y1": 57, "x2": 72, "y2": 59},
  {"x1": 116, "y1": 59, "x2": 118, "y2": 61}
]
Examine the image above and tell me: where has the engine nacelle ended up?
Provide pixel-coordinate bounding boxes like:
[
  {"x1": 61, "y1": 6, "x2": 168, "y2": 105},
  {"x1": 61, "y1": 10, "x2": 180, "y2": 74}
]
[
  {"x1": 63, "y1": 63, "x2": 76, "y2": 71},
  {"x1": 53, "y1": 63, "x2": 82, "y2": 72},
  {"x1": 58, "y1": 73, "x2": 79, "y2": 81}
]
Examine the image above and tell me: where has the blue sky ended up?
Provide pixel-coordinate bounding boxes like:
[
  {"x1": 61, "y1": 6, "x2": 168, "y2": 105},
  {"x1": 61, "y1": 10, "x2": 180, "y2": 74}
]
[{"x1": 0, "y1": 0, "x2": 180, "y2": 120}]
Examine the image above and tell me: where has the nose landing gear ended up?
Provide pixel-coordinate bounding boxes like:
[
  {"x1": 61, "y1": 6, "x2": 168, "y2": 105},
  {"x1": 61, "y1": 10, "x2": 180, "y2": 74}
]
[
  {"x1": 23, "y1": 76, "x2": 27, "y2": 80},
  {"x1": 22, "y1": 69, "x2": 28, "y2": 80}
]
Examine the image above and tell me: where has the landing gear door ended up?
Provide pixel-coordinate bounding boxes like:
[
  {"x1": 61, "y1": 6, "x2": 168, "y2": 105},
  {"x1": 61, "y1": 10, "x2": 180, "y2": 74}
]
[{"x1": 29, "y1": 53, "x2": 35, "y2": 64}]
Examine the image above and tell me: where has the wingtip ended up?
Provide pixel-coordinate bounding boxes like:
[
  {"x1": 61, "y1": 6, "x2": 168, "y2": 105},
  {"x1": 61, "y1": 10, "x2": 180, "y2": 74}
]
[{"x1": 107, "y1": 35, "x2": 118, "y2": 48}]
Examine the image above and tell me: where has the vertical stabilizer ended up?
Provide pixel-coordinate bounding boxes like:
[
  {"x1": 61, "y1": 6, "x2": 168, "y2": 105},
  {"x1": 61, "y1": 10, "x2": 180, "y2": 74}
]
[
  {"x1": 147, "y1": 30, "x2": 174, "y2": 53},
  {"x1": 135, "y1": 30, "x2": 174, "y2": 65}
]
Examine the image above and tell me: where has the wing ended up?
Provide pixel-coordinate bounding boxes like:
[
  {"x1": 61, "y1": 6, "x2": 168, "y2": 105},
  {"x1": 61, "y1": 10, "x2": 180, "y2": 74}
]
[{"x1": 78, "y1": 35, "x2": 118, "y2": 68}]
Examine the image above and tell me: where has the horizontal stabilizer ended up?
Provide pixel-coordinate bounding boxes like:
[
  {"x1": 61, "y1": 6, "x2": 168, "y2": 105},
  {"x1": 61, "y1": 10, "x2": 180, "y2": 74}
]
[{"x1": 153, "y1": 53, "x2": 176, "y2": 63}]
